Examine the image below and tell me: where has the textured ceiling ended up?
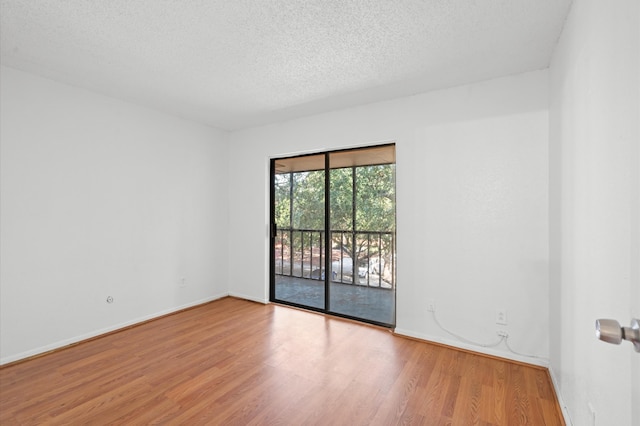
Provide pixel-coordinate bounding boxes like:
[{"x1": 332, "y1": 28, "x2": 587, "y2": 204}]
[{"x1": 0, "y1": 0, "x2": 572, "y2": 130}]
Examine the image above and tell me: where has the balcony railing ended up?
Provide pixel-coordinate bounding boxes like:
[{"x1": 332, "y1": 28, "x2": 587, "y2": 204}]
[{"x1": 274, "y1": 228, "x2": 396, "y2": 290}]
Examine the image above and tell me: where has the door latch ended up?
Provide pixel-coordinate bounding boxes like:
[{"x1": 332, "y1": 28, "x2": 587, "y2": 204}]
[{"x1": 595, "y1": 318, "x2": 640, "y2": 352}]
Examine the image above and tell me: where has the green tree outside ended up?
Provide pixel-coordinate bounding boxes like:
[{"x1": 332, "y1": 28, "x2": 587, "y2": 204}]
[{"x1": 275, "y1": 164, "x2": 395, "y2": 284}]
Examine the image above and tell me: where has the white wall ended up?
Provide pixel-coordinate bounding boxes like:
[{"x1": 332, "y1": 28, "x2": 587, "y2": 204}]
[
  {"x1": 228, "y1": 70, "x2": 550, "y2": 364},
  {"x1": 0, "y1": 66, "x2": 229, "y2": 364},
  {"x1": 549, "y1": 0, "x2": 640, "y2": 424}
]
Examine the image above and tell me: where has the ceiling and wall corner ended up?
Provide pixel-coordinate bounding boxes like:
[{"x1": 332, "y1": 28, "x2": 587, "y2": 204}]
[{"x1": 0, "y1": 0, "x2": 572, "y2": 131}]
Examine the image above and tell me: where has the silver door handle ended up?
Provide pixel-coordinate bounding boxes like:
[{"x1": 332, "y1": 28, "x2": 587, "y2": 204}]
[{"x1": 595, "y1": 318, "x2": 640, "y2": 352}]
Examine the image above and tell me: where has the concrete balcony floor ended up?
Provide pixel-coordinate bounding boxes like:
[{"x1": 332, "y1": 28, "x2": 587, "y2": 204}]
[{"x1": 274, "y1": 275, "x2": 395, "y2": 326}]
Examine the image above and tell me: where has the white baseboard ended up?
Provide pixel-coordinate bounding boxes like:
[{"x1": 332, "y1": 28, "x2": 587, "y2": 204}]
[
  {"x1": 228, "y1": 292, "x2": 269, "y2": 304},
  {"x1": 548, "y1": 366, "x2": 573, "y2": 425},
  {"x1": 394, "y1": 327, "x2": 549, "y2": 368},
  {"x1": 0, "y1": 292, "x2": 229, "y2": 366}
]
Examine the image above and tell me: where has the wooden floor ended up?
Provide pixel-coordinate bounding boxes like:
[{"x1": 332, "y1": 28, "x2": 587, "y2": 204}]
[{"x1": 0, "y1": 297, "x2": 564, "y2": 425}]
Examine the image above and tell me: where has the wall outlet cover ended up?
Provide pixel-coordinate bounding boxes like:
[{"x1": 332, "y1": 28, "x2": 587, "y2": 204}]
[{"x1": 496, "y1": 309, "x2": 507, "y2": 325}]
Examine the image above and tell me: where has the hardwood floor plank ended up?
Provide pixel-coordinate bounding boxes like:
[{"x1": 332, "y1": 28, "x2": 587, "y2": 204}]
[
  {"x1": 0, "y1": 297, "x2": 564, "y2": 425},
  {"x1": 441, "y1": 373, "x2": 462, "y2": 419},
  {"x1": 453, "y1": 375, "x2": 482, "y2": 424}
]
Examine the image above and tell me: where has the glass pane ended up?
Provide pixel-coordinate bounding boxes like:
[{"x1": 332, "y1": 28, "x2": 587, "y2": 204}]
[
  {"x1": 329, "y1": 147, "x2": 396, "y2": 325},
  {"x1": 330, "y1": 167, "x2": 353, "y2": 231},
  {"x1": 273, "y1": 154, "x2": 325, "y2": 310}
]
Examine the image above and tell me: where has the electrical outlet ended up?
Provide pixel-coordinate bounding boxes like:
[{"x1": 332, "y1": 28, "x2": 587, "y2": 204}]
[
  {"x1": 497, "y1": 330, "x2": 509, "y2": 337},
  {"x1": 496, "y1": 309, "x2": 507, "y2": 325},
  {"x1": 427, "y1": 299, "x2": 436, "y2": 312}
]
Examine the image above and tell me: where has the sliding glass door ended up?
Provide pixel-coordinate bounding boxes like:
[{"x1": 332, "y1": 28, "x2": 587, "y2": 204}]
[
  {"x1": 270, "y1": 145, "x2": 396, "y2": 327},
  {"x1": 271, "y1": 153, "x2": 326, "y2": 309}
]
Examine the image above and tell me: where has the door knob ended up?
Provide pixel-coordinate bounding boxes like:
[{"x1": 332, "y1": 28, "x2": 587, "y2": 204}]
[{"x1": 595, "y1": 318, "x2": 640, "y2": 352}]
